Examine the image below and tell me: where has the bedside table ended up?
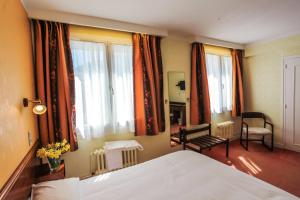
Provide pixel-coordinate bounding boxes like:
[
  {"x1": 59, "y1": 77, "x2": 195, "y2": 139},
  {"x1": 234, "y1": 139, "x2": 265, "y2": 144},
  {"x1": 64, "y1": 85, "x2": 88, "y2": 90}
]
[{"x1": 35, "y1": 160, "x2": 65, "y2": 183}]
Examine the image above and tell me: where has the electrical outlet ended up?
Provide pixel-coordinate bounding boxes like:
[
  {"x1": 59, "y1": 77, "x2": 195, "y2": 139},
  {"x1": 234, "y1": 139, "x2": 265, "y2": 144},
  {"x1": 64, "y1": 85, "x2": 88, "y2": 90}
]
[{"x1": 28, "y1": 131, "x2": 32, "y2": 146}]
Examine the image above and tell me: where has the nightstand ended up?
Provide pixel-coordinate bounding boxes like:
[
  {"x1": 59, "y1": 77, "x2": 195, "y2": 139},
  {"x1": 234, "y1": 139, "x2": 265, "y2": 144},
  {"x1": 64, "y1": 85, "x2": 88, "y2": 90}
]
[{"x1": 35, "y1": 160, "x2": 65, "y2": 183}]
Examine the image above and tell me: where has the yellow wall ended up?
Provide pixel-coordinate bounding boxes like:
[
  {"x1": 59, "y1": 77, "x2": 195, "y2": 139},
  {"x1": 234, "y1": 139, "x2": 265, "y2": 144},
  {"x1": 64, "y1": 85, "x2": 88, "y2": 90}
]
[
  {"x1": 244, "y1": 34, "x2": 300, "y2": 145},
  {"x1": 0, "y1": 0, "x2": 38, "y2": 188}
]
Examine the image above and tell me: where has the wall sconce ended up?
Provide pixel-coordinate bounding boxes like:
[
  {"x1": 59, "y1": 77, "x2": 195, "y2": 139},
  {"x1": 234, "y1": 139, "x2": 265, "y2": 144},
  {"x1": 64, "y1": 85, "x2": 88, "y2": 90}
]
[{"x1": 23, "y1": 98, "x2": 47, "y2": 115}]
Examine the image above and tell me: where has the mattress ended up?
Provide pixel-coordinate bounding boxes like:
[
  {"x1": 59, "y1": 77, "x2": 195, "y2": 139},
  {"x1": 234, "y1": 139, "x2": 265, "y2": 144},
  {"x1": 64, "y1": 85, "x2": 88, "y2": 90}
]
[{"x1": 79, "y1": 150, "x2": 298, "y2": 200}]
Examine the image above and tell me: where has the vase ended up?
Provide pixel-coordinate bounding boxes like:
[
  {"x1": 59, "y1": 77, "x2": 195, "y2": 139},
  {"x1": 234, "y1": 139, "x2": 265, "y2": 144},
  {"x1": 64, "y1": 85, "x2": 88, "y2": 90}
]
[{"x1": 47, "y1": 157, "x2": 61, "y2": 172}]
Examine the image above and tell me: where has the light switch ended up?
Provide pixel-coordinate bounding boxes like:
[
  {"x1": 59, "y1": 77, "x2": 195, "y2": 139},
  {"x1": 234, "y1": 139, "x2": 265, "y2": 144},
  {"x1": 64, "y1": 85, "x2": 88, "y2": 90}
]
[{"x1": 28, "y1": 131, "x2": 32, "y2": 146}]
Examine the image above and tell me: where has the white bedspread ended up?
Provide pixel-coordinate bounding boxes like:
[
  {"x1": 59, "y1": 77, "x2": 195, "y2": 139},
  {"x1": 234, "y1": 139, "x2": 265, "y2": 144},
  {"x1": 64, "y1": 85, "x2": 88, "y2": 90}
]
[{"x1": 80, "y1": 150, "x2": 298, "y2": 200}]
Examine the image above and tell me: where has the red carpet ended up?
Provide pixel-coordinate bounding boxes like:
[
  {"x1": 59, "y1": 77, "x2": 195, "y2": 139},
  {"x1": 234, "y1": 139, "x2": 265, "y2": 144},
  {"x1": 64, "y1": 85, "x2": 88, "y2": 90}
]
[{"x1": 202, "y1": 140, "x2": 300, "y2": 197}]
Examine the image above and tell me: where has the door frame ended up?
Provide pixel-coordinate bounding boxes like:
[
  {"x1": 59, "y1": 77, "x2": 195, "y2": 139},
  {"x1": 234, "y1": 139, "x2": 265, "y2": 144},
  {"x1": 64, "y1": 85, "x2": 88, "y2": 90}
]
[{"x1": 283, "y1": 55, "x2": 300, "y2": 152}]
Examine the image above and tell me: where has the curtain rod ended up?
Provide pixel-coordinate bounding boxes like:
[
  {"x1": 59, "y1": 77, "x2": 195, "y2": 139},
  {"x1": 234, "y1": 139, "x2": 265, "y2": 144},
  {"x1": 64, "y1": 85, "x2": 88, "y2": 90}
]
[
  {"x1": 27, "y1": 9, "x2": 168, "y2": 37},
  {"x1": 163, "y1": 33, "x2": 245, "y2": 50},
  {"x1": 26, "y1": 9, "x2": 244, "y2": 49},
  {"x1": 194, "y1": 36, "x2": 245, "y2": 50}
]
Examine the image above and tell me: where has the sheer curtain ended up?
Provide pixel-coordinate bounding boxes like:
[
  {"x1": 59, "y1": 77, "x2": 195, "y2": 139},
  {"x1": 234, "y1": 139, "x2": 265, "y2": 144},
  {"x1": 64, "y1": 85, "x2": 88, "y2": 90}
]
[
  {"x1": 221, "y1": 56, "x2": 233, "y2": 111},
  {"x1": 110, "y1": 44, "x2": 135, "y2": 133},
  {"x1": 205, "y1": 54, "x2": 232, "y2": 113},
  {"x1": 71, "y1": 40, "x2": 111, "y2": 139}
]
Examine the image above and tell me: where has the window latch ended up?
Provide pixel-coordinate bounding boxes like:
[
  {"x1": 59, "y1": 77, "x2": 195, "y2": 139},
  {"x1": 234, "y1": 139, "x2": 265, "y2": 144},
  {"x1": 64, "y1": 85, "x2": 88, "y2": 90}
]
[{"x1": 111, "y1": 87, "x2": 114, "y2": 95}]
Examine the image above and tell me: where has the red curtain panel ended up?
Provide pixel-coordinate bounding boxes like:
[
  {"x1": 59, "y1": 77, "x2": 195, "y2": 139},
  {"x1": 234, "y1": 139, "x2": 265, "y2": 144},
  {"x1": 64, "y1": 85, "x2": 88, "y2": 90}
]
[
  {"x1": 132, "y1": 33, "x2": 165, "y2": 136},
  {"x1": 32, "y1": 20, "x2": 78, "y2": 151},
  {"x1": 190, "y1": 42, "x2": 211, "y2": 124},
  {"x1": 231, "y1": 49, "x2": 245, "y2": 117}
]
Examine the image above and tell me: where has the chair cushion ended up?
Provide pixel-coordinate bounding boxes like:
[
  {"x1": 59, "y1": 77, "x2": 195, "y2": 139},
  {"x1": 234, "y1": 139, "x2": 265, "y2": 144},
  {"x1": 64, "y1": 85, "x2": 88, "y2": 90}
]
[{"x1": 243, "y1": 127, "x2": 271, "y2": 135}]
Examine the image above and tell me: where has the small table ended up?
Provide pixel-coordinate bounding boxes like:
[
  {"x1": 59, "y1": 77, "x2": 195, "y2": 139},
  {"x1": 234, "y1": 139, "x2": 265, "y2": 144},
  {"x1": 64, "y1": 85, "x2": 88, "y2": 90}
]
[{"x1": 35, "y1": 160, "x2": 65, "y2": 183}]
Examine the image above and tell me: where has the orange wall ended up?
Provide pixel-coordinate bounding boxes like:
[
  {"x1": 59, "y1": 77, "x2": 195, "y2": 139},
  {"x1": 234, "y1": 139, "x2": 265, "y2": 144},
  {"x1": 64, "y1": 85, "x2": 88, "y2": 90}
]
[{"x1": 0, "y1": 0, "x2": 38, "y2": 188}]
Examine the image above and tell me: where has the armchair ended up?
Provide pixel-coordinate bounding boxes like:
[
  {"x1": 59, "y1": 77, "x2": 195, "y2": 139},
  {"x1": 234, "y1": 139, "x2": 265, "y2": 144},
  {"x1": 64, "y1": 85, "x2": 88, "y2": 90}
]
[{"x1": 240, "y1": 112, "x2": 274, "y2": 151}]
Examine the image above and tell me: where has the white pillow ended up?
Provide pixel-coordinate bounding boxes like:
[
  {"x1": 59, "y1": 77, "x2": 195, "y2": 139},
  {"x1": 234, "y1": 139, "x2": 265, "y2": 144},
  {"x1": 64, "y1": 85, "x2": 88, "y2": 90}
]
[{"x1": 31, "y1": 177, "x2": 80, "y2": 200}]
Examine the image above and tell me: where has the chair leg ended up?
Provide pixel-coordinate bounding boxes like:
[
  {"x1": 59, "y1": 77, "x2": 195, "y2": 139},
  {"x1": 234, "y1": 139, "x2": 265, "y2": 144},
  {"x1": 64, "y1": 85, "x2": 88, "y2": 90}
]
[
  {"x1": 226, "y1": 139, "x2": 229, "y2": 157},
  {"x1": 240, "y1": 129, "x2": 249, "y2": 151},
  {"x1": 271, "y1": 133, "x2": 274, "y2": 151},
  {"x1": 262, "y1": 134, "x2": 274, "y2": 151},
  {"x1": 246, "y1": 132, "x2": 249, "y2": 151},
  {"x1": 240, "y1": 130, "x2": 243, "y2": 145},
  {"x1": 240, "y1": 134, "x2": 247, "y2": 151}
]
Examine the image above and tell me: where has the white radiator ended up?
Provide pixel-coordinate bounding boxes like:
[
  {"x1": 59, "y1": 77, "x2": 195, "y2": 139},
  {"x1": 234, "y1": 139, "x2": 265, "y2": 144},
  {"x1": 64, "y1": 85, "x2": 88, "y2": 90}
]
[
  {"x1": 90, "y1": 148, "x2": 139, "y2": 175},
  {"x1": 216, "y1": 121, "x2": 235, "y2": 139}
]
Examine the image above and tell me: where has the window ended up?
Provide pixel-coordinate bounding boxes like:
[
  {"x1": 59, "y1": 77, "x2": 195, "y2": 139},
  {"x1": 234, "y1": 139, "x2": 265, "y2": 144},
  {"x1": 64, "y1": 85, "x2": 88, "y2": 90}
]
[
  {"x1": 205, "y1": 53, "x2": 232, "y2": 113},
  {"x1": 71, "y1": 40, "x2": 134, "y2": 139}
]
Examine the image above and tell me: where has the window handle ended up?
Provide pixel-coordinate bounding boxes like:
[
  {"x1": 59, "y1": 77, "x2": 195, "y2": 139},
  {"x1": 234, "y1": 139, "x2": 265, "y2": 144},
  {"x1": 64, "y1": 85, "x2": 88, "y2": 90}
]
[{"x1": 111, "y1": 87, "x2": 114, "y2": 95}]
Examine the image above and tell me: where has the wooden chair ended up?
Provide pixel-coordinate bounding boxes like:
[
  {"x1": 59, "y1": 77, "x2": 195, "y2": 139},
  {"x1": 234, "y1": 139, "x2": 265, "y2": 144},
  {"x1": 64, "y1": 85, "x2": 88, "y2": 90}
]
[
  {"x1": 240, "y1": 112, "x2": 274, "y2": 151},
  {"x1": 182, "y1": 124, "x2": 229, "y2": 157}
]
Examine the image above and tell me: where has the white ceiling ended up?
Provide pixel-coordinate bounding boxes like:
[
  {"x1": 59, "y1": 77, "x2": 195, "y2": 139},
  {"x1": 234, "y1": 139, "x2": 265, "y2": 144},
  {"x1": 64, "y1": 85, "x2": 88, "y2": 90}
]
[{"x1": 22, "y1": 0, "x2": 300, "y2": 44}]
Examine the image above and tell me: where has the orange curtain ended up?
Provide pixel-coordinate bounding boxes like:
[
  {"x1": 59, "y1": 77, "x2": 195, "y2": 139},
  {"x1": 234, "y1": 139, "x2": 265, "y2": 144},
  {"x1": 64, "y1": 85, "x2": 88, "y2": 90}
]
[
  {"x1": 32, "y1": 20, "x2": 78, "y2": 151},
  {"x1": 132, "y1": 33, "x2": 165, "y2": 136},
  {"x1": 190, "y1": 42, "x2": 211, "y2": 124},
  {"x1": 231, "y1": 49, "x2": 244, "y2": 117}
]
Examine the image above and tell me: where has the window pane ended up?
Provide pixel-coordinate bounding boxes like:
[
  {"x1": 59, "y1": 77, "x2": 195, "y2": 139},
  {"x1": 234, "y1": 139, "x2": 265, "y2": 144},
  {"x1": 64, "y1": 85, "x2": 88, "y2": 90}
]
[
  {"x1": 110, "y1": 44, "x2": 135, "y2": 133},
  {"x1": 221, "y1": 56, "x2": 233, "y2": 111},
  {"x1": 71, "y1": 40, "x2": 111, "y2": 139},
  {"x1": 206, "y1": 54, "x2": 223, "y2": 113},
  {"x1": 205, "y1": 54, "x2": 233, "y2": 113}
]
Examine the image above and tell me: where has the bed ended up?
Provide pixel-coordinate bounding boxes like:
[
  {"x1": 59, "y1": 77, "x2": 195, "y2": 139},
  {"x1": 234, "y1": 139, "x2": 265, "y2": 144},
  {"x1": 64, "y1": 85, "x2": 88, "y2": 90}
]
[{"x1": 31, "y1": 150, "x2": 298, "y2": 200}]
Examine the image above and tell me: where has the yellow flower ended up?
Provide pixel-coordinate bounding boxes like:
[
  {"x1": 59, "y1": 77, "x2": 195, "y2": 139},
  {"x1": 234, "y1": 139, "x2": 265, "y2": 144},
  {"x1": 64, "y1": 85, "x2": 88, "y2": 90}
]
[
  {"x1": 62, "y1": 139, "x2": 67, "y2": 146},
  {"x1": 37, "y1": 140, "x2": 70, "y2": 159},
  {"x1": 62, "y1": 144, "x2": 71, "y2": 153},
  {"x1": 36, "y1": 148, "x2": 47, "y2": 159}
]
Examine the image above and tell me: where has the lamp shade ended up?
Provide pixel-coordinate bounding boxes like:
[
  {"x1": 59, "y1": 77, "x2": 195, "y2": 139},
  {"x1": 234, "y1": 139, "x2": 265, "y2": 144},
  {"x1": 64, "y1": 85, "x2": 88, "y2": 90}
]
[{"x1": 32, "y1": 104, "x2": 47, "y2": 115}]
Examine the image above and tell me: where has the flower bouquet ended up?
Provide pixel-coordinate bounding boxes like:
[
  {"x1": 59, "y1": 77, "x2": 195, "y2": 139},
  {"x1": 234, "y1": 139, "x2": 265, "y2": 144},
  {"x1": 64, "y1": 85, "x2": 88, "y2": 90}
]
[{"x1": 36, "y1": 139, "x2": 70, "y2": 171}]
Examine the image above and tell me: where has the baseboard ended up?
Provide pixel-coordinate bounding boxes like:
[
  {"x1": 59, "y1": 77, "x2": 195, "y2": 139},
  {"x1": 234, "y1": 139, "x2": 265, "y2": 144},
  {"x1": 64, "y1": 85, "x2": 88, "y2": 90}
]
[
  {"x1": 230, "y1": 136, "x2": 288, "y2": 150},
  {"x1": 274, "y1": 142, "x2": 285, "y2": 149},
  {"x1": 281, "y1": 145, "x2": 300, "y2": 153},
  {"x1": 230, "y1": 134, "x2": 240, "y2": 141}
]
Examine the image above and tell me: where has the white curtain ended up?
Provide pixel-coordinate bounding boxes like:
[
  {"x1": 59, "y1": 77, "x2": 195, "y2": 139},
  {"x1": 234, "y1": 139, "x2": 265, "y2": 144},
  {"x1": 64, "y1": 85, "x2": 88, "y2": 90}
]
[
  {"x1": 205, "y1": 54, "x2": 232, "y2": 113},
  {"x1": 71, "y1": 40, "x2": 111, "y2": 139},
  {"x1": 110, "y1": 44, "x2": 135, "y2": 133},
  {"x1": 71, "y1": 41, "x2": 134, "y2": 139},
  {"x1": 221, "y1": 56, "x2": 233, "y2": 111}
]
